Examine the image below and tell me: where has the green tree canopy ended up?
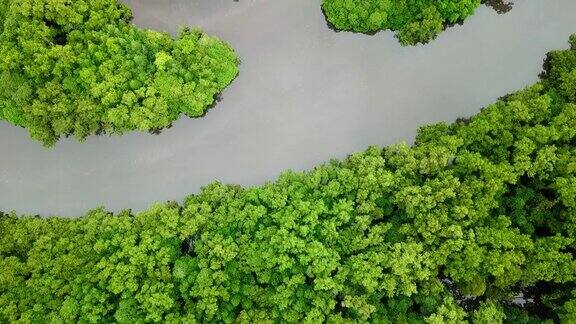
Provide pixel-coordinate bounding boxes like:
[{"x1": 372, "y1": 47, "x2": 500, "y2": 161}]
[
  {"x1": 322, "y1": 0, "x2": 484, "y2": 45},
  {"x1": 0, "y1": 0, "x2": 239, "y2": 146},
  {"x1": 1, "y1": 34, "x2": 576, "y2": 324}
]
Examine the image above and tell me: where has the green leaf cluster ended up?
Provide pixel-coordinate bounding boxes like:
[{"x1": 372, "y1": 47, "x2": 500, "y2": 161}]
[
  {"x1": 2, "y1": 35, "x2": 576, "y2": 323},
  {"x1": 322, "y1": 0, "x2": 482, "y2": 45},
  {"x1": 0, "y1": 0, "x2": 239, "y2": 146}
]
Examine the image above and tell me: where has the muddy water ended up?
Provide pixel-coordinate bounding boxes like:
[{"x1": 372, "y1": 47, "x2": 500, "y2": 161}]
[{"x1": 1, "y1": 0, "x2": 575, "y2": 216}]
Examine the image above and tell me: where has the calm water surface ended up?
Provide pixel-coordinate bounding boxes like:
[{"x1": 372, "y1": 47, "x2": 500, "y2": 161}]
[{"x1": 1, "y1": 0, "x2": 576, "y2": 216}]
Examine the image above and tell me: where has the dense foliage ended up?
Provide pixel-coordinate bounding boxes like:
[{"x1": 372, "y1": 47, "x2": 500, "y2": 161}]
[
  {"x1": 2, "y1": 35, "x2": 576, "y2": 323},
  {"x1": 0, "y1": 0, "x2": 239, "y2": 146},
  {"x1": 322, "y1": 0, "x2": 484, "y2": 45}
]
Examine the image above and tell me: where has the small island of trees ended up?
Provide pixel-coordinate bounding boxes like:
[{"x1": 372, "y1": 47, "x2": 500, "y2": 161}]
[
  {"x1": 0, "y1": 0, "x2": 239, "y2": 146},
  {"x1": 322, "y1": 0, "x2": 502, "y2": 45}
]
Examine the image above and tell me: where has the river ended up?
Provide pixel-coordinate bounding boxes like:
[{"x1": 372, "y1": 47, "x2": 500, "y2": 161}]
[{"x1": 1, "y1": 0, "x2": 575, "y2": 216}]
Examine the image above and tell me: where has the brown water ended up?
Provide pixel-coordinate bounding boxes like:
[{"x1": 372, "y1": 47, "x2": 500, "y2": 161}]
[{"x1": 1, "y1": 0, "x2": 575, "y2": 216}]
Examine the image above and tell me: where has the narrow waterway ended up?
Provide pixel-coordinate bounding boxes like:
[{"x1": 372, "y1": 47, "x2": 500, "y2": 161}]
[{"x1": 1, "y1": 0, "x2": 575, "y2": 216}]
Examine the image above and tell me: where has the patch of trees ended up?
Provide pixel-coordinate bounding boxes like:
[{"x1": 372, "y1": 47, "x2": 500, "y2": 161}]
[
  {"x1": 322, "y1": 0, "x2": 488, "y2": 45},
  {"x1": 2, "y1": 35, "x2": 576, "y2": 323},
  {"x1": 0, "y1": 0, "x2": 239, "y2": 146}
]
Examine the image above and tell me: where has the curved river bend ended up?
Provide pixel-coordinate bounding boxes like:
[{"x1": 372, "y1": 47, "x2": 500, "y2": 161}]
[{"x1": 1, "y1": 0, "x2": 576, "y2": 216}]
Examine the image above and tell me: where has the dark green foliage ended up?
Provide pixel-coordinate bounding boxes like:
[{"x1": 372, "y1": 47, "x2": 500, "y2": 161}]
[
  {"x1": 322, "y1": 0, "x2": 482, "y2": 45},
  {"x1": 0, "y1": 0, "x2": 239, "y2": 146},
  {"x1": 0, "y1": 0, "x2": 8, "y2": 31},
  {"x1": 2, "y1": 36, "x2": 576, "y2": 322}
]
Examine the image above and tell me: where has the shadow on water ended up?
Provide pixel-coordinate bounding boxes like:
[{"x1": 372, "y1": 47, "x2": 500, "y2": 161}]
[{"x1": 483, "y1": 0, "x2": 514, "y2": 14}]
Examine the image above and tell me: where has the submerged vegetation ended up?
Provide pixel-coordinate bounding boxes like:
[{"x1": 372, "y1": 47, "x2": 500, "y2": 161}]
[
  {"x1": 322, "y1": 0, "x2": 505, "y2": 45},
  {"x1": 0, "y1": 0, "x2": 239, "y2": 146},
  {"x1": 1, "y1": 35, "x2": 576, "y2": 322}
]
